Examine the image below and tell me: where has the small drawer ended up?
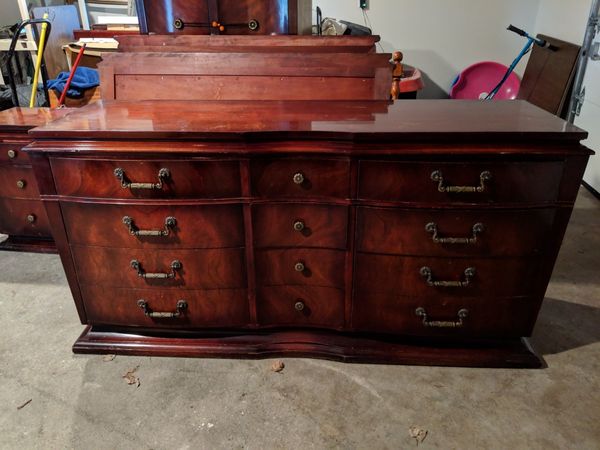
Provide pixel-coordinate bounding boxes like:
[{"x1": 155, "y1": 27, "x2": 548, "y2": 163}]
[
  {"x1": 355, "y1": 254, "x2": 539, "y2": 298},
  {"x1": 72, "y1": 246, "x2": 247, "y2": 289},
  {"x1": 62, "y1": 202, "x2": 245, "y2": 249},
  {"x1": 0, "y1": 166, "x2": 40, "y2": 199},
  {"x1": 0, "y1": 143, "x2": 29, "y2": 164},
  {"x1": 357, "y1": 207, "x2": 556, "y2": 257},
  {"x1": 251, "y1": 158, "x2": 350, "y2": 199},
  {"x1": 255, "y1": 248, "x2": 346, "y2": 289},
  {"x1": 51, "y1": 158, "x2": 242, "y2": 199},
  {"x1": 352, "y1": 292, "x2": 537, "y2": 338},
  {"x1": 358, "y1": 161, "x2": 564, "y2": 204},
  {"x1": 253, "y1": 204, "x2": 348, "y2": 249},
  {"x1": 81, "y1": 285, "x2": 250, "y2": 328},
  {"x1": 257, "y1": 285, "x2": 345, "y2": 329},
  {"x1": 0, "y1": 198, "x2": 52, "y2": 237}
]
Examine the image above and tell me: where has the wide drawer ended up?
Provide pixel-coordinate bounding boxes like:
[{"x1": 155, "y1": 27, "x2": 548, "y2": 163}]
[
  {"x1": 356, "y1": 207, "x2": 556, "y2": 257},
  {"x1": 257, "y1": 285, "x2": 345, "y2": 329},
  {"x1": 355, "y1": 254, "x2": 539, "y2": 297},
  {"x1": 253, "y1": 203, "x2": 348, "y2": 249},
  {"x1": 51, "y1": 158, "x2": 242, "y2": 199},
  {"x1": 81, "y1": 285, "x2": 250, "y2": 328},
  {"x1": 255, "y1": 248, "x2": 346, "y2": 289},
  {"x1": 352, "y1": 292, "x2": 537, "y2": 338},
  {"x1": 251, "y1": 158, "x2": 350, "y2": 199},
  {"x1": 62, "y1": 202, "x2": 245, "y2": 249},
  {"x1": 0, "y1": 166, "x2": 40, "y2": 199},
  {"x1": 0, "y1": 198, "x2": 51, "y2": 237},
  {"x1": 358, "y1": 161, "x2": 564, "y2": 204},
  {"x1": 72, "y1": 246, "x2": 247, "y2": 289},
  {"x1": 0, "y1": 142, "x2": 30, "y2": 164}
]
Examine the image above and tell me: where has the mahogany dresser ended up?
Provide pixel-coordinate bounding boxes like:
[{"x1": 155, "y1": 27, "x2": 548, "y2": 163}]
[
  {"x1": 0, "y1": 107, "x2": 68, "y2": 253},
  {"x1": 26, "y1": 99, "x2": 591, "y2": 367}
]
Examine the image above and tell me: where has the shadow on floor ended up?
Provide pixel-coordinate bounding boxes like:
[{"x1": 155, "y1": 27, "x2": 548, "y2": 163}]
[{"x1": 531, "y1": 297, "x2": 600, "y2": 356}]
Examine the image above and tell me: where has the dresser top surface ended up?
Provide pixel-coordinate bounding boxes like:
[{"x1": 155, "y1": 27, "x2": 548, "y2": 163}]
[
  {"x1": 0, "y1": 107, "x2": 70, "y2": 133},
  {"x1": 29, "y1": 100, "x2": 587, "y2": 143}
]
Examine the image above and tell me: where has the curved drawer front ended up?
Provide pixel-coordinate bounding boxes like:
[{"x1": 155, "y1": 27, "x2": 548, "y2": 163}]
[
  {"x1": 357, "y1": 207, "x2": 556, "y2": 257},
  {"x1": 0, "y1": 198, "x2": 51, "y2": 237},
  {"x1": 251, "y1": 158, "x2": 350, "y2": 199},
  {"x1": 81, "y1": 285, "x2": 250, "y2": 328},
  {"x1": 253, "y1": 203, "x2": 348, "y2": 249},
  {"x1": 257, "y1": 285, "x2": 345, "y2": 329},
  {"x1": 352, "y1": 292, "x2": 537, "y2": 338},
  {"x1": 256, "y1": 248, "x2": 346, "y2": 289},
  {"x1": 0, "y1": 142, "x2": 29, "y2": 164},
  {"x1": 62, "y1": 202, "x2": 245, "y2": 249},
  {"x1": 355, "y1": 254, "x2": 539, "y2": 298},
  {"x1": 358, "y1": 161, "x2": 564, "y2": 204},
  {"x1": 72, "y1": 246, "x2": 247, "y2": 289},
  {"x1": 51, "y1": 158, "x2": 242, "y2": 199},
  {"x1": 0, "y1": 166, "x2": 41, "y2": 199}
]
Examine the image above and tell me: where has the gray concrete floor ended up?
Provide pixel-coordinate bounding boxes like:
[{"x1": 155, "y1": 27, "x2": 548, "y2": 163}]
[{"x1": 0, "y1": 188, "x2": 598, "y2": 450}]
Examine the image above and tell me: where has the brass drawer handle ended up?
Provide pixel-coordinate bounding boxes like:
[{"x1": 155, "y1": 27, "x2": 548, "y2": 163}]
[
  {"x1": 16, "y1": 179, "x2": 26, "y2": 189},
  {"x1": 114, "y1": 167, "x2": 170, "y2": 190},
  {"x1": 137, "y1": 299, "x2": 187, "y2": 318},
  {"x1": 131, "y1": 259, "x2": 182, "y2": 279},
  {"x1": 123, "y1": 216, "x2": 176, "y2": 237},
  {"x1": 294, "y1": 261, "x2": 306, "y2": 272},
  {"x1": 26, "y1": 214, "x2": 36, "y2": 224},
  {"x1": 293, "y1": 220, "x2": 305, "y2": 232},
  {"x1": 295, "y1": 300, "x2": 305, "y2": 311},
  {"x1": 431, "y1": 170, "x2": 491, "y2": 193},
  {"x1": 7, "y1": 149, "x2": 17, "y2": 159},
  {"x1": 425, "y1": 222, "x2": 484, "y2": 245},
  {"x1": 293, "y1": 172, "x2": 305, "y2": 185},
  {"x1": 415, "y1": 307, "x2": 468, "y2": 328},
  {"x1": 420, "y1": 266, "x2": 475, "y2": 287}
]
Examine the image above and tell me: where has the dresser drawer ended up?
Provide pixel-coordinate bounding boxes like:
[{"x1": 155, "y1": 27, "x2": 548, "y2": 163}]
[
  {"x1": 253, "y1": 204, "x2": 348, "y2": 249},
  {"x1": 255, "y1": 248, "x2": 346, "y2": 289},
  {"x1": 257, "y1": 286, "x2": 345, "y2": 329},
  {"x1": 0, "y1": 198, "x2": 51, "y2": 237},
  {"x1": 0, "y1": 142, "x2": 29, "y2": 164},
  {"x1": 358, "y1": 161, "x2": 564, "y2": 204},
  {"x1": 0, "y1": 166, "x2": 40, "y2": 199},
  {"x1": 62, "y1": 202, "x2": 245, "y2": 249},
  {"x1": 51, "y1": 158, "x2": 242, "y2": 199},
  {"x1": 81, "y1": 285, "x2": 250, "y2": 328},
  {"x1": 72, "y1": 246, "x2": 247, "y2": 289},
  {"x1": 251, "y1": 158, "x2": 350, "y2": 199},
  {"x1": 355, "y1": 254, "x2": 539, "y2": 298},
  {"x1": 352, "y1": 292, "x2": 537, "y2": 338},
  {"x1": 357, "y1": 207, "x2": 556, "y2": 257}
]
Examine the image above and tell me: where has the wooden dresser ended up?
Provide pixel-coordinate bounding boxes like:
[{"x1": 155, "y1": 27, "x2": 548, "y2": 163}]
[
  {"x1": 0, "y1": 108, "x2": 68, "y2": 253},
  {"x1": 26, "y1": 100, "x2": 591, "y2": 367}
]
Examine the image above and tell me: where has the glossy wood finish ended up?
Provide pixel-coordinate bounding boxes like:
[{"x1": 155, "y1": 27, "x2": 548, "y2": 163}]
[
  {"x1": 0, "y1": 198, "x2": 52, "y2": 236},
  {"x1": 0, "y1": 165, "x2": 42, "y2": 199},
  {"x1": 26, "y1": 100, "x2": 592, "y2": 367}
]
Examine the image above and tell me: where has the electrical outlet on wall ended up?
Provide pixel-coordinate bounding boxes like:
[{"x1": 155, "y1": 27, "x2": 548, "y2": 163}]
[{"x1": 360, "y1": 0, "x2": 368, "y2": 10}]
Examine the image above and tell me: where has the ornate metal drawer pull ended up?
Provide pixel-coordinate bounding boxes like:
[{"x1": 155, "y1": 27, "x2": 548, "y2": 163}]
[
  {"x1": 7, "y1": 149, "x2": 16, "y2": 159},
  {"x1": 420, "y1": 266, "x2": 475, "y2": 287},
  {"x1": 415, "y1": 307, "x2": 468, "y2": 328},
  {"x1": 431, "y1": 170, "x2": 492, "y2": 193},
  {"x1": 130, "y1": 259, "x2": 182, "y2": 279},
  {"x1": 114, "y1": 167, "x2": 170, "y2": 190},
  {"x1": 16, "y1": 179, "x2": 26, "y2": 189},
  {"x1": 295, "y1": 300, "x2": 305, "y2": 311},
  {"x1": 293, "y1": 172, "x2": 305, "y2": 185},
  {"x1": 137, "y1": 299, "x2": 187, "y2": 318},
  {"x1": 425, "y1": 222, "x2": 484, "y2": 245},
  {"x1": 26, "y1": 214, "x2": 36, "y2": 224},
  {"x1": 293, "y1": 220, "x2": 305, "y2": 232},
  {"x1": 294, "y1": 261, "x2": 306, "y2": 272},
  {"x1": 122, "y1": 216, "x2": 176, "y2": 237}
]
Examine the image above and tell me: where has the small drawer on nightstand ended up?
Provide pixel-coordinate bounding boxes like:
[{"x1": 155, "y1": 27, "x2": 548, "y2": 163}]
[
  {"x1": 51, "y1": 158, "x2": 242, "y2": 199},
  {"x1": 356, "y1": 207, "x2": 556, "y2": 257},
  {"x1": 253, "y1": 204, "x2": 348, "y2": 249},
  {"x1": 72, "y1": 246, "x2": 247, "y2": 289},
  {"x1": 0, "y1": 143, "x2": 29, "y2": 164},
  {"x1": 81, "y1": 285, "x2": 250, "y2": 329},
  {"x1": 251, "y1": 158, "x2": 350, "y2": 199},
  {"x1": 0, "y1": 166, "x2": 40, "y2": 199},
  {"x1": 358, "y1": 160, "x2": 564, "y2": 204},
  {"x1": 0, "y1": 198, "x2": 51, "y2": 237},
  {"x1": 62, "y1": 202, "x2": 245, "y2": 249},
  {"x1": 257, "y1": 285, "x2": 345, "y2": 329},
  {"x1": 255, "y1": 248, "x2": 346, "y2": 289}
]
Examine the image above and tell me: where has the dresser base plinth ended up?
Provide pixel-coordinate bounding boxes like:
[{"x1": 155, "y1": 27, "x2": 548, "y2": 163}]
[
  {"x1": 0, "y1": 236, "x2": 57, "y2": 254},
  {"x1": 73, "y1": 326, "x2": 544, "y2": 368}
]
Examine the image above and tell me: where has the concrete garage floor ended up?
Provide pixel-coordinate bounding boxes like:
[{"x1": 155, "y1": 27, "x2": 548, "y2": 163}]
[{"x1": 0, "y1": 189, "x2": 598, "y2": 450}]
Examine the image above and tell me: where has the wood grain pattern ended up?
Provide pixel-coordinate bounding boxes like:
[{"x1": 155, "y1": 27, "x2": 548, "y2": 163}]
[
  {"x1": 0, "y1": 166, "x2": 41, "y2": 199},
  {"x1": 0, "y1": 198, "x2": 51, "y2": 236}
]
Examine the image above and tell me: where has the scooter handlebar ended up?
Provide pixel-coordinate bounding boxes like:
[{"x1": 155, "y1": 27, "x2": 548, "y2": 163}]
[{"x1": 507, "y1": 24, "x2": 528, "y2": 37}]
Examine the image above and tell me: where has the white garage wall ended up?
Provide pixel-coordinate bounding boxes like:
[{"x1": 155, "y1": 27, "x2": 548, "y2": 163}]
[{"x1": 315, "y1": 0, "x2": 541, "y2": 98}]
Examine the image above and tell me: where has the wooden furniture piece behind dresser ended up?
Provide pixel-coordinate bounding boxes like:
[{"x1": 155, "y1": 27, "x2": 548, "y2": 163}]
[{"x1": 27, "y1": 99, "x2": 591, "y2": 367}]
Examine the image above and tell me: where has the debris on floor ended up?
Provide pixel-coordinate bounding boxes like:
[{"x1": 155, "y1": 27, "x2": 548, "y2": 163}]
[
  {"x1": 270, "y1": 360, "x2": 285, "y2": 373},
  {"x1": 102, "y1": 354, "x2": 116, "y2": 362},
  {"x1": 409, "y1": 426, "x2": 428, "y2": 445},
  {"x1": 16, "y1": 399, "x2": 32, "y2": 410},
  {"x1": 122, "y1": 365, "x2": 140, "y2": 387}
]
